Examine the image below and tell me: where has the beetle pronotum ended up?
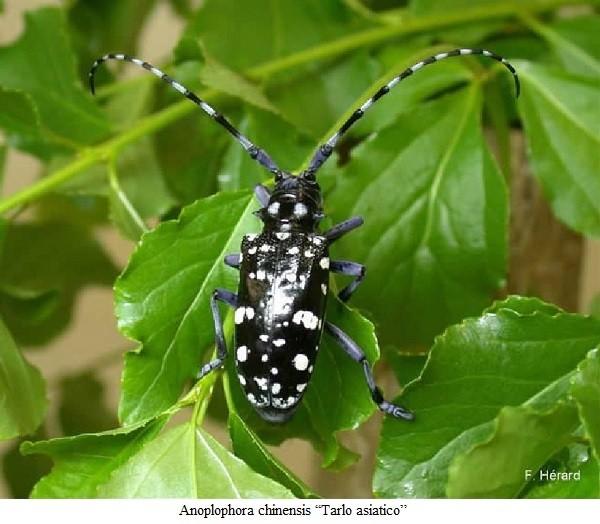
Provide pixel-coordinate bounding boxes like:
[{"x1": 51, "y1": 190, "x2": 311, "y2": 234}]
[{"x1": 90, "y1": 48, "x2": 519, "y2": 423}]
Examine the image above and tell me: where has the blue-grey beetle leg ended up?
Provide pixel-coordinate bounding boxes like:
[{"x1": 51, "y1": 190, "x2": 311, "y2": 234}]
[
  {"x1": 325, "y1": 322, "x2": 414, "y2": 421},
  {"x1": 324, "y1": 216, "x2": 363, "y2": 244},
  {"x1": 197, "y1": 288, "x2": 238, "y2": 380},
  {"x1": 224, "y1": 253, "x2": 241, "y2": 270},
  {"x1": 330, "y1": 260, "x2": 366, "y2": 302}
]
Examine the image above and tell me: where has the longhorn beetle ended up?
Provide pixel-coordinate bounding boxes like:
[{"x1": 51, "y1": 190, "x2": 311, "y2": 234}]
[{"x1": 90, "y1": 48, "x2": 519, "y2": 424}]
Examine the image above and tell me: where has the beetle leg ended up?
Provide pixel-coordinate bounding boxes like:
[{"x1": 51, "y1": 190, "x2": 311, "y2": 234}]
[
  {"x1": 325, "y1": 322, "x2": 414, "y2": 421},
  {"x1": 224, "y1": 253, "x2": 241, "y2": 270},
  {"x1": 254, "y1": 184, "x2": 271, "y2": 207},
  {"x1": 330, "y1": 260, "x2": 366, "y2": 302},
  {"x1": 324, "y1": 216, "x2": 363, "y2": 244},
  {"x1": 197, "y1": 288, "x2": 238, "y2": 380}
]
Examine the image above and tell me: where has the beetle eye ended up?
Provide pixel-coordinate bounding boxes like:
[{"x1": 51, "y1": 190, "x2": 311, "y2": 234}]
[{"x1": 293, "y1": 203, "x2": 308, "y2": 218}]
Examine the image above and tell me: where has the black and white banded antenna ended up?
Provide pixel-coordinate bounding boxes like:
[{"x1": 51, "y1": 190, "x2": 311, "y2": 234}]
[
  {"x1": 303, "y1": 48, "x2": 520, "y2": 178},
  {"x1": 89, "y1": 54, "x2": 281, "y2": 176}
]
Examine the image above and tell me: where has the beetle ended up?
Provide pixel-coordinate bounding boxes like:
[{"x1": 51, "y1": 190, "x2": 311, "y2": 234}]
[{"x1": 90, "y1": 48, "x2": 519, "y2": 423}]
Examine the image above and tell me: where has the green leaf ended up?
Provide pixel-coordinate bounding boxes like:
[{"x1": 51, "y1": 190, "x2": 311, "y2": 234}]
[
  {"x1": 571, "y1": 348, "x2": 600, "y2": 461},
  {"x1": 58, "y1": 372, "x2": 118, "y2": 436},
  {"x1": 534, "y1": 14, "x2": 600, "y2": 77},
  {"x1": 346, "y1": 54, "x2": 472, "y2": 138},
  {"x1": 552, "y1": 15, "x2": 600, "y2": 63},
  {"x1": 115, "y1": 191, "x2": 256, "y2": 425},
  {"x1": 97, "y1": 422, "x2": 294, "y2": 498},
  {"x1": 21, "y1": 417, "x2": 166, "y2": 498},
  {"x1": 2, "y1": 435, "x2": 52, "y2": 498},
  {"x1": 386, "y1": 350, "x2": 427, "y2": 386},
  {"x1": 107, "y1": 160, "x2": 148, "y2": 241},
  {"x1": 0, "y1": 144, "x2": 5, "y2": 191},
  {"x1": 154, "y1": 65, "x2": 225, "y2": 205},
  {"x1": 270, "y1": 51, "x2": 382, "y2": 138},
  {"x1": 517, "y1": 61, "x2": 600, "y2": 237},
  {"x1": 0, "y1": 7, "x2": 110, "y2": 149},
  {"x1": 327, "y1": 87, "x2": 507, "y2": 349},
  {"x1": 374, "y1": 296, "x2": 600, "y2": 498},
  {"x1": 228, "y1": 411, "x2": 317, "y2": 498},
  {"x1": 62, "y1": 138, "x2": 176, "y2": 224},
  {"x1": 198, "y1": 50, "x2": 279, "y2": 114},
  {"x1": 446, "y1": 402, "x2": 579, "y2": 498},
  {"x1": 176, "y1": 0, "x2": 368, "y2": 71},
  {"x1": 525, "y1": 442, "x2": 600, "y2": 498},
  {"x1": 0, "y1": 87, "x2": 67, "y2": 160},
  {"x1": 67, "y1": 0, "x2": 158, "y2": 81},
  {"x1": 409, "y1": 0, "x2": 503, "y2": 43},
  {"x1": 0, "y1": 316, "x2": 47, "y2": 440},
  {"x1": 0, "y1": 221, "x2": 118, "y2": 346}
]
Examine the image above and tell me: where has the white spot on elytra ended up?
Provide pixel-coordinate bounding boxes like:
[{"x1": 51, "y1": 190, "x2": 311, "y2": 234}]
[
  {"x1": 273, "y1": 339, "x2": 286, "y2": 347},
  {"x1": 247, "y1": 393, "x2": 256, "y2": 404},
  {"x1": 254, "y1": 377, "x2": 268, "y2": 390},
  {"x1": 284, "y1": 272, "x2": 296, "y2": 283},
  {"x1": 238, "y1": 375, "x2": 246, "y2": 386},
  {"x1": 320, "y1": 257, "x2": 330, "y2": 269},
  {"x1": 321, "y1": 283, "x2": 327, "y2": 295},
  {"x1": 234, "y1": 308, "x2": 245, "y2": 324},
  {"x1": 283, "y1": 321, "x2": 289, "y2": 327},
  {"x1": 235, "y1": 307, "x2": 254, "y2": 324},
  {"x1": 246, "y1": 234, "x2": 257, "y2": 241},
  {"x1": 293, "y1": 354, "x2": 309, "y2": 371},
  {"x1": 259, "y1": 334, "x2": 269, "y2": 342},
  {"x1": 271, "y1": 383, "x2": 281, "y2": 395},
  {"x1": 261, "y1": 354, "x2": 269, "y2": 362},
  {"x1": 249, "y1": 272, "x2": 256, "y2": 279},
  {"x1": 236, "y1": 346, "x2": 248, "y2": 362},
  {"x1": 304, "y1": 249, "x2": 314, "y2": 257},
  {"x1": 296, "y1": 383, "x2": 307, "y2": 393},
  {"x1": 288, "y1": 246, "x2": 299, "y2": 255},
  {"x1": 308, "y1": 365, "x2": 314, "y2": 373},
  {"x1": 260, "y1": 244, "x2": 271, "y2": 253},
  {"x1": 257, "y1": 269, "x2": 266, "y2": 280},
  {"x1": 270, "y1": 367, "x2": 278, "y2": 375},
  {"x1": 292, "y1": 310, "x2": 319, "y2": 330},
  {"x1": 311, "y1": 237, "x2": 323, "y2": 245},
  {"x1": 276, "y1": 232, "x2": 290, "y2": 240},
  {"x1": 248, "y1": 246, "x2": 257, "y2": 255}
]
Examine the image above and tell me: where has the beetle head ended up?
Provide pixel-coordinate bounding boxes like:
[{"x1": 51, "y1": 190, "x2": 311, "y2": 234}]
[{"x1": 255, "y1": 172, "x2": 324, "y2": 231}]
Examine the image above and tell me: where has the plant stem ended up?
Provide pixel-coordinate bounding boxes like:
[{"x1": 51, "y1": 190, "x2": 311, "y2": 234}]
[{"x1": 0, "y1": 0, "x2": 581, "y2": 215}]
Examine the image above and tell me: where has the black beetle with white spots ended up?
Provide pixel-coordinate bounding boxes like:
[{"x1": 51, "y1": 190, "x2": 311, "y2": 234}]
[{"x1": 90, "y1": 48, "x2": 520, "y2": 424}]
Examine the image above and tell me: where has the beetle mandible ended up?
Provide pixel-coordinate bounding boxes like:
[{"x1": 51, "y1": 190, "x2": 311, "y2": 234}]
[{"x1": 90, "y1": 48, "x2": 519, "y2": 423}]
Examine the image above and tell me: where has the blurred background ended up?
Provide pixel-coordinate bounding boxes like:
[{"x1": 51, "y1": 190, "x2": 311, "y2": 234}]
[{"x1": 1, "y1": 0, "x2": 599, "y2": 498}]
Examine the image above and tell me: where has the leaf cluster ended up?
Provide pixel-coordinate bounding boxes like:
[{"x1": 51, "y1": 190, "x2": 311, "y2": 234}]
[{"x1": 0, "y1": 0, "x2": 598, "y2": 499}]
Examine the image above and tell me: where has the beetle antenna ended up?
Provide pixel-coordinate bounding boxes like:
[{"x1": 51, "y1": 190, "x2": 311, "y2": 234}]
[
  {"x1": 89, "y1": 54, "x2": 280, "y2": 175},
  {"x1": 304, "y1": 48, "x2": 520, "y2": 177}
]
